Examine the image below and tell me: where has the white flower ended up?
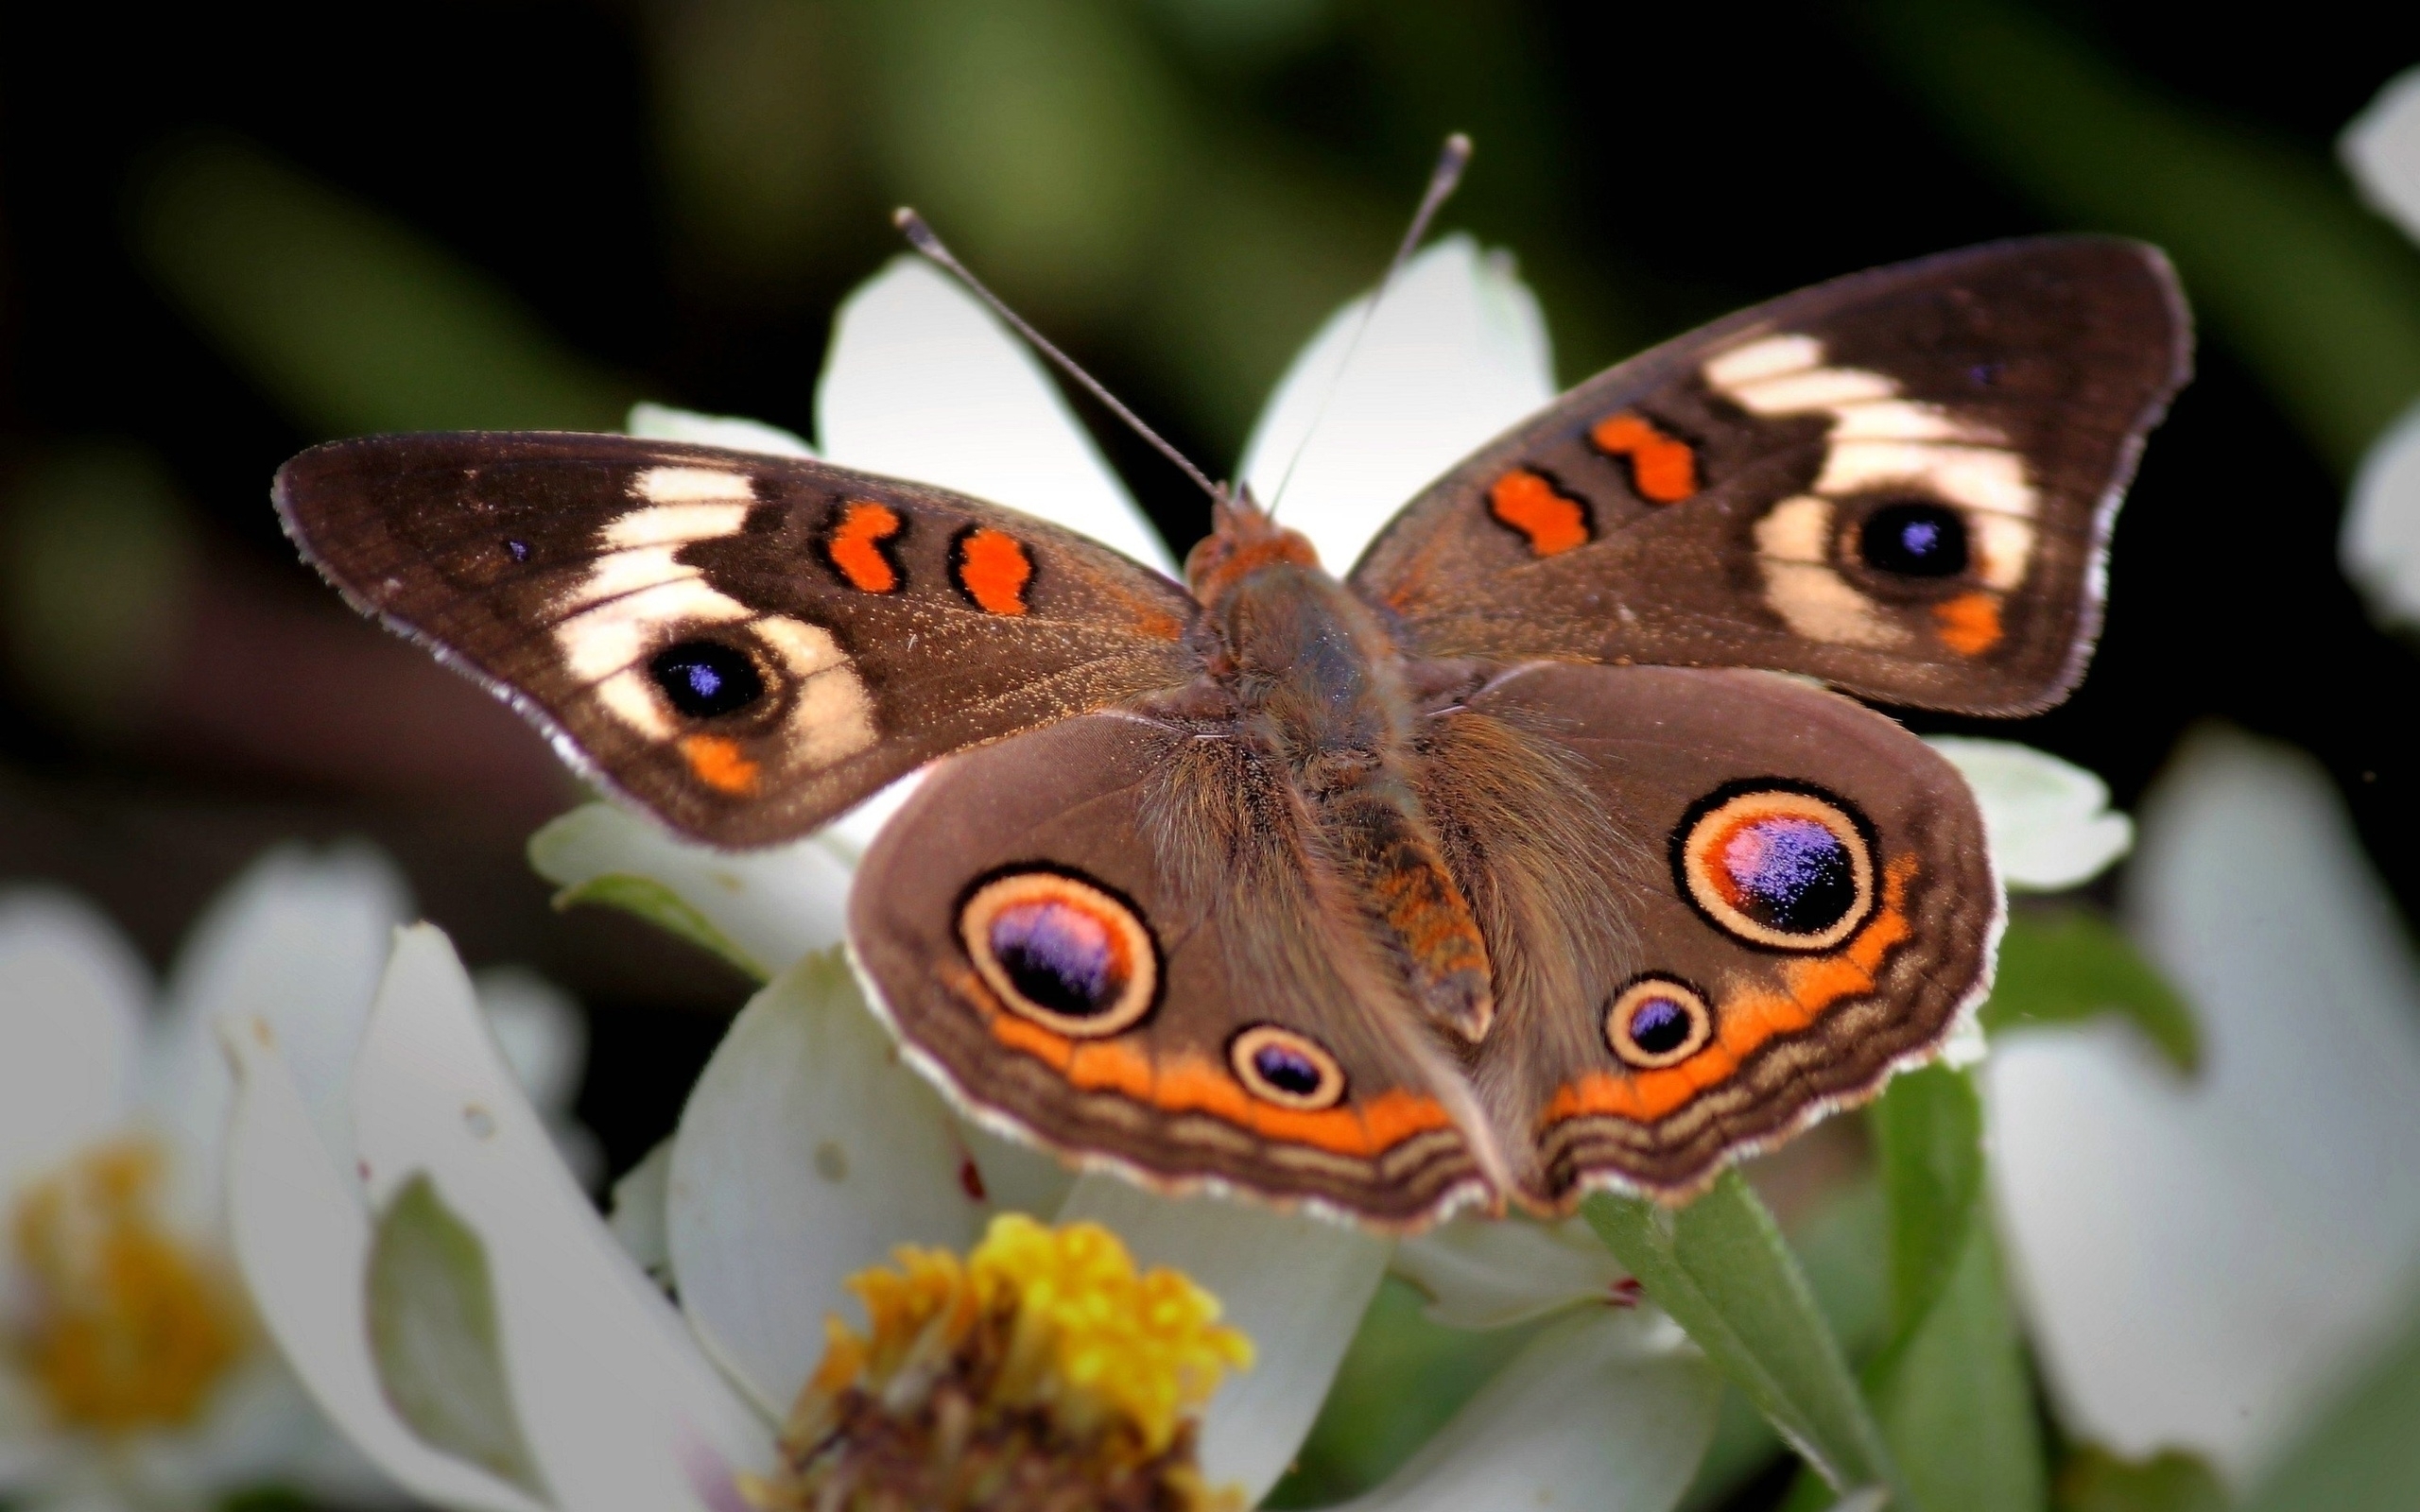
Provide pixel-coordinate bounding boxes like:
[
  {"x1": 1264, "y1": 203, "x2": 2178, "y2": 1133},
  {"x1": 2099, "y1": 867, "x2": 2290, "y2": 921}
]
[
  {"x1": 1985, "y1": 725, "x2": 2420, "y2": 1486},
  {"x1": 227, "y1": 922, "x2": 1716, "y2": 1511},
  {"x1": 2340, "y1": 67, "x2": 2420, "y2": 628},
  {"x1": 1926, "y1": 736, "x2": 2134, "y2": 893},
  {"x1": 0, "y1": 843, "x2": 587, "y2": 1510}
]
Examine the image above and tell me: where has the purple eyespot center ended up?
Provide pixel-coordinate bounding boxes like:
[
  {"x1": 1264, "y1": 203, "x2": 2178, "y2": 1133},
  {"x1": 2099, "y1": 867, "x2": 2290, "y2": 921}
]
[
  {"x1": 1627, "y1": 996, "x2": 1692, "y2": 1056},
  {"x1": 1716, "y1": 815, "x2": 1857, "y2": 935},
  {"x1": 1251, "y1": 1040, "x2": 1325, "y2": 1096},
  {"x1": 505, "y1": 538, "x2": 531, "y2": 562},
  {"x1": 649, "y1": 640, "x2": 765, "y2": 719},
  {"x1": 989, "y1": 900, "x2": 1124, "y2": 1019}
]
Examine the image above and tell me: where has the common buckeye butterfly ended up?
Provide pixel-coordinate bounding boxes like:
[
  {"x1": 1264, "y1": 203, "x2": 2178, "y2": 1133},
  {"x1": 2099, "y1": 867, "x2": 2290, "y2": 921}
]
[{"x1": 275, "y1": 235, "x2": 2188, "y2": 1229}]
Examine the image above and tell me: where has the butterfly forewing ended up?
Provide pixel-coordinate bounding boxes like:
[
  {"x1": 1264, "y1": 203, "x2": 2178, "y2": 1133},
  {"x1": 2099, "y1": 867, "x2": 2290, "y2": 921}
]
[
  {"x1": 274, "y1": 433, "x2": 1202, "y2": 846},
  {"x1": 1351, "y1": 236, "x2": 2190, "y2": 714}
]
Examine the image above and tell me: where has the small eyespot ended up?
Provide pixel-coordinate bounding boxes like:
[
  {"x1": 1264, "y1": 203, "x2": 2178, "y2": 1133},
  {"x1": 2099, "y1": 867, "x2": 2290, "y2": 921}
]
[
  {"x1": 649, "y1": 640, "x2": 767, "y2": 719},
  {"x1": 1228, "y1": 1024, "x2": 1348, "y2": 1110},
  {"x1": 505, "y1": 538, "x2": 531, "y2": 562},
  {"x1": 959, "y1": 868, "x2": 1159, "y2": 1039},
  {"x1": 1605, "y1": 976, "x2": 1714, "y2": 1069},
  {"x1": 1675, "y1": 782, "x2": 1876, "y2": 952},
  {"x1": 1858, "y1": 501, "x2": 1968, "y2": 578}
]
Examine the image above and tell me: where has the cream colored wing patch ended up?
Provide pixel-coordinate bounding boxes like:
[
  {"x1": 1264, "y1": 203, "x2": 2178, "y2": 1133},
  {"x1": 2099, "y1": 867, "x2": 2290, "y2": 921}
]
[
  {"x1": 549, "y1": 473, "x2": 876, "y2": 793},
  {"x1": 1704, "y1": 334, "x2": 2038, "y2": 656}
]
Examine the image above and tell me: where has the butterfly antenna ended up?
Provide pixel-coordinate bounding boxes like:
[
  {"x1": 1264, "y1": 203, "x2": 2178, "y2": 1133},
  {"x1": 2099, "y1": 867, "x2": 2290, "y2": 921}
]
[
  {"x1": 1265, "y1": 132, "x2": 1473, "y2": 521},
  {"x1": 894, "y1": 208, "x2": 1222, "y2": 506}
]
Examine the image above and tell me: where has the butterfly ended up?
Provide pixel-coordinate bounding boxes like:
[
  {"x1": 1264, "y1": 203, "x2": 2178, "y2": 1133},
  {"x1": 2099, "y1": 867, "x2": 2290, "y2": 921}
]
[{"x1": 275, "y1": 235, "x2": 2188, "y2": 1231}]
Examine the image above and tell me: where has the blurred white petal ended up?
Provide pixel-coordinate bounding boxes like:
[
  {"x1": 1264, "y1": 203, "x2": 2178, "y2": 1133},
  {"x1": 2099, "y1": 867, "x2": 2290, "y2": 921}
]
[
  {"x1": 609, "y1": 1139, "x2": 675, "y2": 1288},
  {"x1": 627, "y1": 402, "x2": 815, "y2": 458},
  {"x1": 1392, "y1": 1213, "x2": 1627, "y2": 1330},
  {"x1": 1054, "y1": 1173, "x2": 1390, "y2": 1503},
  {"x1": 1927, "y1": 736, "x2": 2133, "y2": 891},
  {"x1": 472, "y1": 966, "x2": 586, "y2": 1119},
  {"x1": 528, "y1": 803, "x2": 853, "y2": 980},
  {"x1": 2342, "y1": 65, "x2": 2420, "y2": 244},
  {"x1": 818, "y1": 772, "x2": 925, "y2": 864},
  {"x1": 220, "y1": 1014, "x2": 544, "y2": 1512},
  {"x1": 959, "y1": 1120, "x2": 1077, "y2": 1220},
  {"x1": 0, "y1": 890, "x2": 146, "y2": 1189},
  {"x1": 1238, "y1": 235, "x2": 1553, "y2": 575},
  {"x1": 817, "y1": 256, "x2": 1176, "y2": 575},
  {"x1": 351, "y1": 925, "x2": 769, "y2": 1510},
  {"x1": 2342, "y1": 396, "x2": 2420, "y2": 631},
  {"x1": 1988, "y1": 726, "x2": 2420, "y2": 1484},
  {"x1": 666, "y1": 950, "x2": 987, "y2": 1417},
  {"x1": 1328, "y1": 1308, "x2": 1715, "y2": 1512},
  {"x1": 149, "y1": 843, "x2": 410, "y2": 1225}
]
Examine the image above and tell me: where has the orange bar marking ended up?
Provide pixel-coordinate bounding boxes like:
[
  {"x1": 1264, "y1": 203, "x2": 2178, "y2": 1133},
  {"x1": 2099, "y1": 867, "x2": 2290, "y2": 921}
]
[
  {"x1": 680, "y1": 734, "x2": 760, "y2": 795},
  {"x1": 1589, "y1": 412, "x2": 1699, "y2": 503},
  {"x1": 1543, "y1": 856, "x2": 1919, "y2": 1126},
  {"x1": 954, "y1": 527, "x2": 1033, "y2": 615},
  {"x1": 1934, "y1": 592, "x2": 2003, "y2": 656},
  {"x1": 828, "y1": 501, "x2": 903, "y2": 593},
  {"x1": 1487, "y1": 469, "x2": 1591, "y2": 557},
  {"x1": 982, "y1": 1013, "x2": 1456, "y2": 1159}
]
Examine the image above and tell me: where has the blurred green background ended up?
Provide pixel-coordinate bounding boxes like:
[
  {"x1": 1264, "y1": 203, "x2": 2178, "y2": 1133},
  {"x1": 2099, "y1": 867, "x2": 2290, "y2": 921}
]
[{"x1": 6, "y1": 9, "x2": 2420, "y2": 1503}]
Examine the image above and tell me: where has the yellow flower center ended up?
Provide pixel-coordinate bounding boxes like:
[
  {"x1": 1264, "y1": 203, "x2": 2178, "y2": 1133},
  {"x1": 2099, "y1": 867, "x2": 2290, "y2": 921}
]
[
  {"x1": 754, "y1": 1214, "x2": 1253, "y2": 1512},
  {"x1": 9, "y1": 1136, "x2": 249, "y2": 1432}
]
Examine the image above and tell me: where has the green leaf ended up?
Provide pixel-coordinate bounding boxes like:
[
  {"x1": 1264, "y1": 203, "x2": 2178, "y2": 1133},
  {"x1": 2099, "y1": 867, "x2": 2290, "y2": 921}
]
[
  {"x1": 1868, "y1": 1065, "x2": 1986, "y2": 1347},
  {"x1": 1586, "y1": 1174, "x2": 1902, "y2": 1502},
  {"x1": 1983, "y1": 909, "x2": 2199, "y2": 1073},
  {"x1": 367, "y1": 1173, "x2": 550, "y2": 1503},
  {"x1": 1859, "y1": 0, "x2": 2420, "y2": 476},
  {"x1": 2056, "y1": 1447, "x2": 2229, "y2": 1512},
  {"x1": 2241, "y1": 1298, "x2": 2420, "y2": 1512},
  {"x1": 548, "y1": 873, "x2": 767, "y2": 980},
  {"x1": 1866, "y1": 1217, "x2": 2046, "y2": 1512},
  {"x1": 132, "y1": 135, "x2": 630, "y2": 438}
]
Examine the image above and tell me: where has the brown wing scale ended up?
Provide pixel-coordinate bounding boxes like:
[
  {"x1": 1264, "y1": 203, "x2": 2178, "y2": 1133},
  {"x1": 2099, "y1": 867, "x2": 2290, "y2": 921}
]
[
  {"x1": 274, "y1": 432, "x2": 1202, "y2": 846},
  {"x1": 1352, "y1": 236, "x2": 2191, "y2": 715}
]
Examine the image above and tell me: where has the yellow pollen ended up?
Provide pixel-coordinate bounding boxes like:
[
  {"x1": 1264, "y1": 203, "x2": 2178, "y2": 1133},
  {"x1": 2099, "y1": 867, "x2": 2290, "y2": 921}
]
[{"x1": 9, "y1": 1137, "x2": 249, "y2": 1432}]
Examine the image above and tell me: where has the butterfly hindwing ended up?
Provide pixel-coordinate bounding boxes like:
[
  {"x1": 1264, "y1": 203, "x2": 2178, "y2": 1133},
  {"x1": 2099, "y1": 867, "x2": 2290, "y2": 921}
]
[
  {"x1": 1411, "y1": 662, "x2": 1997, "y2": 1202},
  {"x1": 850, "y1": 712, "x2": 1498, "y2": 1229},
  {"x1": 1351, "y1": 236, "x2": 2190, "y2": 715},
  {"x1": 274, "y1": 433, "x2": 1202, "y2": 846}
]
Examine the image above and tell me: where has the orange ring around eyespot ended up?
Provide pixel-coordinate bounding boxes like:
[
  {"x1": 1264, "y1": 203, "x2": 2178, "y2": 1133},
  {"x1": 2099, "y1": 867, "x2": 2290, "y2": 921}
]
[
  {"x1": 1228, "y1": 1024, "x2": 1348, "y2": 1110},
  {"x1": 958, "y1": 869, "x2": 1159, "y2": 1040},
  {"x1": 1677, "y1": 785, "x2": 1876, "y2": 952},
  {"x1": 1604, "y1": 976, "x2": 1714, "y2": 1070}
]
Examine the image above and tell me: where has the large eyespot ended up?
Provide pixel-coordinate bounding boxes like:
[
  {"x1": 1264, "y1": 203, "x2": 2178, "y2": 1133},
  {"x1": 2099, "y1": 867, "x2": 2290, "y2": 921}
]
[
  {"x1": 1228, "y1": 1025, "x2": 1348, "y2": 1110},
  {"x1": 1674, "y1": 783, "x2": 1876, "y2": 951},
  {"x1": 959, "y1": 868, "x2": 1159, "y2": 1038},
  {"x1": 1605, "y1": 976, "x2": 1714, "y2": 1069},
  {"x1": 649, "y1": 640, "x2": 766, "y2": 719},
  {"x1": 1858, "y1": 501, "x2": 1968, "y2": 578}
]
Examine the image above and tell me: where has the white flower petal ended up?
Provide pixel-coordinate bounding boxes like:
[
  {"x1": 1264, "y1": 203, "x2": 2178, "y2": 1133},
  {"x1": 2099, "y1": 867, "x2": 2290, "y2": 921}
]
[
  {"x1": 1927, "y1": 736, "x2": 2132, "y2": 891},
  {"x1": 528, "y1": 802, "x2": 854, "y2": 979},
  {"x1": 219, "y1": 1013, "x2": 544, "y2": 1512},
  {"x1": 1052, "y1": 1173, "x2": 1390, "y2": 1503},
  {"x1": 1328, "y1": 1308, "x2": 1715, "y2": 1512},
  {"x1": 2342, "y1": 65, "x2": 2420, "y2": 245},
  {"x1": 667, "y1": 950, "x2": 988, "y2": 1417},
  {"x1": 0, "y1": 889, "x2": 146, "y2": 1189},
  {"x1": 150, "y1": 843, "x2": 410, "y2": 1225},
  {"x1": 1238, "y1": 235, "x2": 1554, "y2": 575},
  {"x1": 817, "y1": 256, "x2": 1177, "y2": 575},
  {"x1": 2342, "y1": 396, "x2": 2420, "y2": 632},
  {"x1": 959, "y1": 1121, "x2": 1077, "y2": 1219},
  {"x1": 628, "y1": 402, "x2": 815, "y2": 458},
  {"x1": 1988, "y1": 726, "x2": 2420, "y2": 1484},
  {"x1": 472, "y1": 966, "x2": 587, "y2": 1119},
  {"x1": 351, "y1": 925, "x2": 769, "y2": 1511},
  {"x1": 819, "y1": 771, "x2": 925, "y2": 864},
  {"x1": 609, "y1": 1138, "x2": 675, "y2": 1286},
  {"x1": 1391, "y1": 1212, "x2": 1627, "y2": 1330}
]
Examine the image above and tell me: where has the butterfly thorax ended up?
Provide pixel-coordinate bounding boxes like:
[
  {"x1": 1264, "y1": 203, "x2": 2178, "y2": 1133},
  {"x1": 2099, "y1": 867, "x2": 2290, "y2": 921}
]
[{"x1": 1184, "y1": 499, "x2": 1497, "y2": 1043}]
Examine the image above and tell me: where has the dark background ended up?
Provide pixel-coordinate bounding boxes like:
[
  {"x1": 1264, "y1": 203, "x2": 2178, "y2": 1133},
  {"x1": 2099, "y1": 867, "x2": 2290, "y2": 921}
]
[{"x1": 6, "y1": 0, "x2": 2420, "y2": 1187}]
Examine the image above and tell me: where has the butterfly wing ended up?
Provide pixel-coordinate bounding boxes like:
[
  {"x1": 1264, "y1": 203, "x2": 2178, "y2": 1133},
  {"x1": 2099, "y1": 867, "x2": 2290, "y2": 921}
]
[
  {"x1": 275, "y1": 433, "x2": 1201, "y2": 846},
  {"x1": 849, "y1": 712, "x2": 1499, "y2": 1229},
  {"x1": 1350, "y1": 236, "x2": 2190, "y2": 715},
  {"x1": 1409, "y1": 661, "x2": 1996, "y2": 1203}
]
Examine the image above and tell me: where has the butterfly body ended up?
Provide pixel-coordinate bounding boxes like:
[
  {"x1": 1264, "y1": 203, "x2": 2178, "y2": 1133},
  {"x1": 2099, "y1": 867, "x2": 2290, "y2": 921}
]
[{"x1": 274, "y1": 235, "x2": 2190, "y2": 1230}]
